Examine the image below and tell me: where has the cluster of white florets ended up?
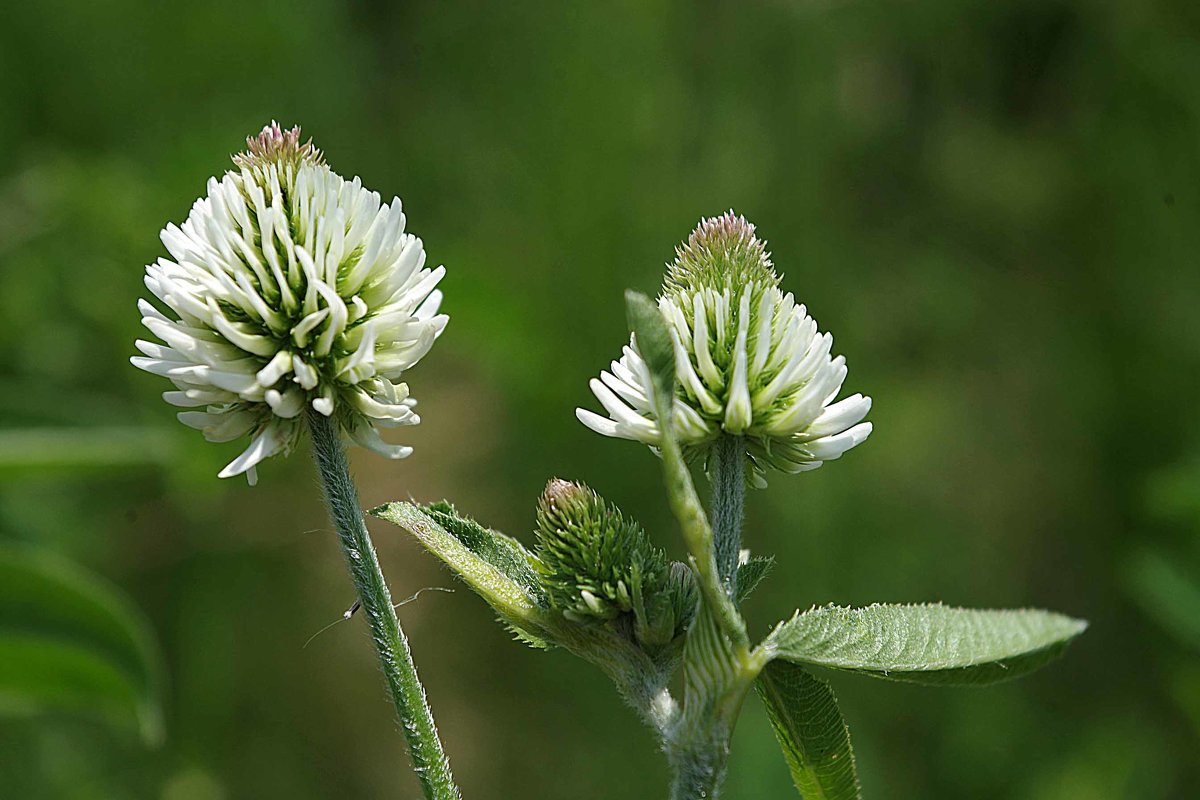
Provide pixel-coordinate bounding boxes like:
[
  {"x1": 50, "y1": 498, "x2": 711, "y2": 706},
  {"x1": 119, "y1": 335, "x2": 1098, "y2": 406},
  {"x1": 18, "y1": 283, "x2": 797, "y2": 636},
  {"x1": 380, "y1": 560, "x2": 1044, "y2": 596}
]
[
  {"x1": 577, "y1": 212, "x2": 871, "y2": 481},
  {"x1": 133, "y1": 123, "x2": 447, "y2": 483}
]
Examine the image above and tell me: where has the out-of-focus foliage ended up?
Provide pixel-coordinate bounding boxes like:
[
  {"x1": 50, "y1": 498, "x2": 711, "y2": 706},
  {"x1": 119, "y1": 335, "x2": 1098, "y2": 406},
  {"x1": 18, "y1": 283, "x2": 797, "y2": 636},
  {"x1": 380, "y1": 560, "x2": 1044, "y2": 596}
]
[
  {"x1": 0, "y1": 547, "x2": 164, "y2": 744},
  {"x1": 0, "y1": 0, "x2": 1197, "y2": 797}
]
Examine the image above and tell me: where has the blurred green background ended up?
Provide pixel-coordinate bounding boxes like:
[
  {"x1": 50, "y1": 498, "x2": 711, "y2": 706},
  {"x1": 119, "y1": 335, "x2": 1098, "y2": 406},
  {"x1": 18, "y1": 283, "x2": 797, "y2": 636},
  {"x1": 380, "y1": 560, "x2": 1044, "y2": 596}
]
[{"x1": 2, "y1": 0, "x2": 1198, "y2": 797}]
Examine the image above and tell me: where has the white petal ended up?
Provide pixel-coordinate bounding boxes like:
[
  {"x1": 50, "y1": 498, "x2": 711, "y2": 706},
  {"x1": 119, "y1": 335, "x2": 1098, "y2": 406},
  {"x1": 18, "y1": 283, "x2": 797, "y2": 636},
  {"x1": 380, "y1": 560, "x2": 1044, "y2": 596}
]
[
  {"x1": 313, "y1": 280, "x2": 348, "y2": 357},
  {"x1": 337, "y1": 322, "x2": 378, "y2": 381},
  {"x1": 135, "y1": 340, "x2": 188, "y2": 362},
  {"x1": 415, "y1": 289, "x2": 443, "y2": 320},
  {"x1": 691, "y1": 292, "x2": 722, "y2": 387},
  {"x1": 723, "y1": 289, "x2": 753, "y2": 434},
  {"x1": 312, "y1": 394, "x2": 335, "y2": 417},
  {"x1": 807, "y1": 394, "x2": 871, "y2": 439},
  {"x1": 347, "y1": 423, "x2": 413, "y2": 459},
  {"x1": 206, "y1": 300, "x2": 279, "y2": 357},
  {"x1": 599, "y1": 369, "x2": 648, "y2": 409},
  {"x1": 749, "y1": 286, "x2": 775, "y2": 378},
  {"x1": 673, "y1": 328, "x2": 722, "y2": 416},
  {"x1": 589, "y1": 379, "x2": 652, "y2": 433},
  {"x1": 265, "y1": 387, "x2": 305, "y2": 418},
  {"x1": 346, "y1": 388, "x2": 415, "y2": 424},
  {"x1": 292, "y1": 356, "x2": 319, "y2": 390},
  {"x1": 218, "y1": 424, "x2": 288, "y2": 479},
  {"x1": 575, "y1": 408, "x2": 621, "y2": 438},
  {"x1": 291, "y1": 308, "x2": 330, "y2": 347},
  {"x1": 256, "y1": 351, "x2": 293, "y2": 387},
  {"x1": 178, "y1": 409, "x2": 259, "y2": 443},
  {"x1": 807, "y1": 421, "x2": 873, "y2": 461}
]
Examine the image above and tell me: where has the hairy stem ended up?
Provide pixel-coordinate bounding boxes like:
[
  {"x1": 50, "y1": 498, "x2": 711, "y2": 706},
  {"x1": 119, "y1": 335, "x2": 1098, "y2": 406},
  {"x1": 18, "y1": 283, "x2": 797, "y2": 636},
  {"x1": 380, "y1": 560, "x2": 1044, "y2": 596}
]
[
  {"x1": 667, "y1": 724, "x2": 731, "y2": 800},
  {"x1": 625, "y1": 292, "x2": 755, "y2": 798},
  {"x1": 307, "y1": 411, "x2": 460, "y2": 800},
  {"x1": 710, "y1": 435, "x2": 745, "y2": 600},
  {"x1": 655, "y1": 419, "x2": 747, "y2": 648},
  {"x1": 661, "y1": 441, "x2": 756, "y2": 799},
  {"x1": 665, "y1": 601, "x2": 765, "y2": 800}
]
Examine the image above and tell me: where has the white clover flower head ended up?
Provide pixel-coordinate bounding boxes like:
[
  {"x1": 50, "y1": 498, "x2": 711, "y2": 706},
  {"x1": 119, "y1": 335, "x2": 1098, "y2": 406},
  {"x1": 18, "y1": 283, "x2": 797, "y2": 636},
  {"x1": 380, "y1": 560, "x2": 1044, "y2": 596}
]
[
  {"x1": 132, "y1": 122, "x2": 447, "y2": 484},
  {"x1": 576, "y1": 211, "x2": 871, "y2": 483}
]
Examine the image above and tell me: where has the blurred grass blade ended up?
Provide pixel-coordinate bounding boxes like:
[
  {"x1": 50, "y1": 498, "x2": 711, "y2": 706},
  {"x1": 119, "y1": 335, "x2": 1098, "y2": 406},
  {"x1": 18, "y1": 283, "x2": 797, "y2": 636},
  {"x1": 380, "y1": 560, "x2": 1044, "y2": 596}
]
[
  {"x1": 0, "y1": 546, "x2": 165, "y2": 744},
  {"x1": 766, "y1": 604, "x2": 1087, "y2": 686},
  {"x1": 1123, "y1": 548, "x2": 1200, "y2": 652},
  {"x1": 0, "y1": 427, "x2": 177, "y2": 474},
  {"x1": 757, "y1": 661, "x2": 861, "y2": 799},
  {"x1": 0, "y1": 635, "x2": 144, "y2": 723}
]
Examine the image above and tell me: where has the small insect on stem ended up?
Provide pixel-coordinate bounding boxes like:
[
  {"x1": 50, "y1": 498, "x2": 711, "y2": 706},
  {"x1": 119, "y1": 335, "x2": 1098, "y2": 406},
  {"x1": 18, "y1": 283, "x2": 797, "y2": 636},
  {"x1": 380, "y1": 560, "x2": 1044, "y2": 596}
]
[{"x1": 304, "y1": 588, "x2": 455, "y2": 650}]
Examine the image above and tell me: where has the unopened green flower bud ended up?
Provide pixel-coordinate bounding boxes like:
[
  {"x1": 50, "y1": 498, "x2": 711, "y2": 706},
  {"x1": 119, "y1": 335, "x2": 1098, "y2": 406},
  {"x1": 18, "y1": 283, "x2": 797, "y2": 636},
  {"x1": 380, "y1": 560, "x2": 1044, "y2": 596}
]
[{"x1": 535, "y1": 479, "x2": 669, "y2": 635}]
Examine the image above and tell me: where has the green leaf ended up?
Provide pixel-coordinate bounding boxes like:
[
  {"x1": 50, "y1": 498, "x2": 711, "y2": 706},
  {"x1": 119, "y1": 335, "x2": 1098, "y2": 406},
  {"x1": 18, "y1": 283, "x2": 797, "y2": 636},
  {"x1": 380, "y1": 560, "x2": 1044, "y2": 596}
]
[
  {"x1": 422, "y1": 501, "x2": 547, "y2": 605},
  {"x1": 0, "y1": 546, "x2": 164, "y2": 744},
  {"x1": 624, "y1": 289, "x2": 676, "y2": 413},
  {"x1": 370, "y1": 502, "x2": 552, "y2": 648},
  {"x1": 736, "y1": 556, "x2": 774, "y2": 604},
  {"x1": 757, "y1": 661, "x2": 861, "y2": 800},
  {"x1": 766, "y1": 603, "x2": 1087, "y2": 686}
]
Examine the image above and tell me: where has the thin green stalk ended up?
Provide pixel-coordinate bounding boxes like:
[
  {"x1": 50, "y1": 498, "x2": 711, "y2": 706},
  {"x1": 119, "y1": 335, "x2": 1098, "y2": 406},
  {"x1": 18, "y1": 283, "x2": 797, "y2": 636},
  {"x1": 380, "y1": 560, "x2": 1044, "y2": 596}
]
[
  {"x1": 307, "y1": 410, "x2": 460, "y2": 800},
  {"x1": 710, "y1": 436, "x2": 745, "y2": 600}
]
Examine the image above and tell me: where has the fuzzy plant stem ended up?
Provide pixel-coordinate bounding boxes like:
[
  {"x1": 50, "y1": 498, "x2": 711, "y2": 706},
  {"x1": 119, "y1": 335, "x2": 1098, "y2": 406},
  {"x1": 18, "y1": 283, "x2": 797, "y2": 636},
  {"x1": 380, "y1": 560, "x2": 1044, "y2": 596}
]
[
  {"x1": 711, "y1": 435, "x2": 745, "y2": 600},
  {"x1": 307, "y1": 410, "x2": 461, "y2": 800},
  {"x1": 668, "y1": 724, "x2": 731, "y2": 800},
  {"x1": 662, "y1": 438, "x2": 755, "y2": 800}
]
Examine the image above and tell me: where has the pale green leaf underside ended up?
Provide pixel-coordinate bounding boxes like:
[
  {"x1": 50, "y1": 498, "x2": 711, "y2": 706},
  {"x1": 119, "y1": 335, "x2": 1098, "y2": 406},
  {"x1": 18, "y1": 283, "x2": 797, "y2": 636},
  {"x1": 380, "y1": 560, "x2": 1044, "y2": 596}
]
[
  {"x1": 0, "y1": 547, "x2": 164, "y2": 744},
  {"x1": 766, "y1": 604, "x2": 1087, "y2": 685},
  {"x1": 370, "y1": 502, "x2": 552, "y2": 648},
  {"x1": 757, "y1": 661, "x2": 861, "y2": 800},
  {"x1": 420, "y1": 501, "x2": 547, "y2": 605}
]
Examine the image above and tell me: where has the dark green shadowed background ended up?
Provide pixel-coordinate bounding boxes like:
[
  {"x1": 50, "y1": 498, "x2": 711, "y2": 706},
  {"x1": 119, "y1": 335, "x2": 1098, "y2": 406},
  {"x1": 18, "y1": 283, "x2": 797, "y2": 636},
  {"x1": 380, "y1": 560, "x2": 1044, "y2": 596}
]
[{"x1": 1, "y1": 0, "x2": 1198, "y2": 797}]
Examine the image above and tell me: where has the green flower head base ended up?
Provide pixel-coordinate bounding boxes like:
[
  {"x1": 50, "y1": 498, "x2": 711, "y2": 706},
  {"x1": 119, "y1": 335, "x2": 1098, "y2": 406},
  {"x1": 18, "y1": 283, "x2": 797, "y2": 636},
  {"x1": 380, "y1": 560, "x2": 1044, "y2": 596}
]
[
  {"x1": 535, "y1": 479, "x2": 669, "y2": 626},
  {"x1": 577, "y1": 211, "x2": 872, "y2": 482},
  {"x1": 131, "y1": 122, "x2": 448, "y2": 484}
]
